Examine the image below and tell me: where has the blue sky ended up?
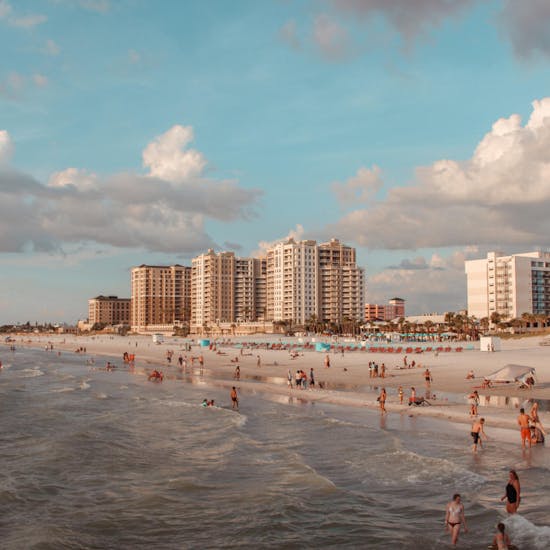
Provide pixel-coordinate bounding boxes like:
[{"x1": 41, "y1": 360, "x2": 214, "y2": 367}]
[{"x1": 1, "y1": 0, "x2": 550, "y2": 323}]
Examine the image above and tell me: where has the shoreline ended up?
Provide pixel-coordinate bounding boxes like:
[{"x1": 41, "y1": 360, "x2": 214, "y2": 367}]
[{"x1": 4, "y1": 333, "x2": 550, "y2": 439}]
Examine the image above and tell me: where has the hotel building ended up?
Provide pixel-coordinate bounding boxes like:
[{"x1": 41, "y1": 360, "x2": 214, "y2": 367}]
[
  {"x1": 130, "y1": 265, "x2": 191, "y2": 333},
  {"x1": 364, "y1": 297, "x2": 405, "y2": 322},
  {"x1": 266, "y1": 238, "x2": 319, "y2": 325},
  {"x1": 465, "y1": 251, "x2": 550, "y2": 320},
  {"x1": 88, "y1": 295, "x2": 131, "y2": 326},
  {"x1": 318, "y1": 238, "x2": 365, "y2": 324}
]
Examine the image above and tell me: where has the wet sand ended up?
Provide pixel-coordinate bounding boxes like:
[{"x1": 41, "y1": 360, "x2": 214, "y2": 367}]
[{"x1": 5, "y1": 333, "x2": 550, "y2": 435}]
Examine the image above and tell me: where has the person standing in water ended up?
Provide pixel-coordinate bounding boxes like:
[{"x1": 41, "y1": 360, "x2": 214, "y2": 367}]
[
  {"x1": 501, "y1": 470, "x2": 520, "y2": 514},
  {"x1": 492, "y1": 522, "x2": 512, "y2": 550},
  {"x1": 230, "y1": 386, "x2": 239, "y2": 410},
  {"x1": 471, "y1": 417, "x2": 487, "y2": 453},
  {"x1": 378, "y1": 387, "x2": 387, "y2": 413},
  {"x1": 517, "y1": 408, "x2": 531, "y2": 448},
  {"x1": 445, "y1": 493, "x2": 468, "y2": 546}
]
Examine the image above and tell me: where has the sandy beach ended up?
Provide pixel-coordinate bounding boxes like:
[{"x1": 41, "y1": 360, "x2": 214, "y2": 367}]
[{"x1": 5, "y1": 332, "x2": 549, "y2": 440}]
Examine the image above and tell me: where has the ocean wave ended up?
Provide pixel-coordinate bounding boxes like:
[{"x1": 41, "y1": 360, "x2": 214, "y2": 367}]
[
  {"x1": 19, "y1": 368, "x2": 45, "y2": 378},
  {"x1": 95, "y1": 392, "x2": 108, "y2": 399},
  {"x1": 79, "y1": 380, "x2": 91, "y2": 390},
  {"x1": 504, "y1": 514, "x2": 550, "y2": 549},
  {"x1": 51, "y1": 387, "x2": 75, "y2": 393}
]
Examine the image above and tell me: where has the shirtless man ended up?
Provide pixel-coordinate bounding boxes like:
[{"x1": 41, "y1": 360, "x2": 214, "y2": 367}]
[
  {"x1": 230, "y1": 386, "x2": 239, "y2": 410},
  {"x1": 471, "y1": 417, "x2": 487, "y2": 452},
  {"x1": 517, "y1": 408, "x2": 531, "y2": 448},
  {"x1": 445, "y1": 493, "x2": 468, "y2": 546}
]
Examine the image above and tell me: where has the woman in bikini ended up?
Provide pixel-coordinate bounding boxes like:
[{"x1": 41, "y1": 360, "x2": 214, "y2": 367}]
[
  {"x1": 445, "y1": 493, "x2": 468, "y2": 545},
  {"x1": 501, "y1": 470, "x2": 520, "y2": 514}
]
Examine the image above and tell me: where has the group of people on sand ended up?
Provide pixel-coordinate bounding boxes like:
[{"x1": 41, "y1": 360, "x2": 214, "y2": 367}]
[
  {"x1": 445, "y1": 478, "x2": 520, "y2": 548},
  {"x1": 368, "y1": 361, "x2": 386, "y2": 378}
]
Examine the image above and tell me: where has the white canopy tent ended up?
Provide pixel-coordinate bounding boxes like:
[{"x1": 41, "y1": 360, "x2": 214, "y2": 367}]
[{"x1": 486, "y1": 364, "x2": 536, "y2": 385}]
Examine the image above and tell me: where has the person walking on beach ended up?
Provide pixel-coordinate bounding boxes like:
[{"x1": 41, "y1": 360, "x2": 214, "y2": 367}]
[
  {"x1": 398, "y1": 386, "x2": 404, "y2": 405},
  {"x1": 517, "y1": 408, "x2": 531, "y2": 448},
  {"x1": 230, "y1": 387, "x2": 239, "y2": 410},
  {"x1": 501, "y1": 470, "x2": 520, "y2": 514},
  {"x1": 424, "y1": 368, "x2": 432, "y2": 389},
  {"x1": 233, "y1": 365, "x2": 240, "y2": 380},
  {"x1": 380, "y1": 363, "x2": 386, "y2": 378},
  {"x1": 257, "y1": 355, "x2": 261, "y2": 368},
  {"x1": 378, "y1": 387, "x2": 387, "y2": 414},
  {"x1": 471, "y1": 417, "x2": 487, "y2": 452},
  {"x1": 324, "y1": 354, "x2": 330, "y2": 368},
  {"x1": 287, "y1": 369, "x2": 293, "y2": 388},
  {"x1": 309, "y1": 368, "x2": 315, "y2": 388},
  {"x1": 445, "y1": 493, "x2": 468, "y2": 546}
]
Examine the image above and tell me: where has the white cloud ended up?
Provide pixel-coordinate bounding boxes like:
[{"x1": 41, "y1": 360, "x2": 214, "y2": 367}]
[
  {"x1": 279, "y1": 19, "x2": 301, "y2": 51},
  {"x1": 33, "y1": 74, "x2": 48, "y2": 88},
  {"x1": 142, "y1": 125, "x2": 206, "y2": 183},
  {"x1": 254, "y1": 224, "x2": 306, "y2": 257},
  {"x1": 0, "y1": 124, "x2": 261, "y2": 254},
  {"x1": 331, "y1": 165, "x2": 382, "y2": 205},
  {"x1": 329, "y1": 97, "x2": 550, "y2": 250},
  {"x1": 9, "y1": 13, "x2": 47, "y2": 28},
  {"x1": 312, "y1": 13, "x2": 350, "y2": 60},
  {"x1": 43, "y1": 39, "x2": 61, "y2": 56},
  {"x1": 0, "y1": 130, "x2": 13, "y2": 164},
  {"x1": 0, "y1": 0, "x2": 11, "y2": 19}
]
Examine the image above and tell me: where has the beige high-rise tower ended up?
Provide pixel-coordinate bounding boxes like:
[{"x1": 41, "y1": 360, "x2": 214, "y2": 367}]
[
  {"x1": 130, "y1": 265, "x2": 191, "y2": 333},
  {"x1": 318, "y1": 238, "x2": 365, "y2": 325}
]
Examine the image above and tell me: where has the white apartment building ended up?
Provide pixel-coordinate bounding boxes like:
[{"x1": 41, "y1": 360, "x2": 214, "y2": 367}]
[
  {"x1": 88, "y1": 295, "x2": 131, "y2": 326},
  {"x1": 266, "y1": 238, "x2": 319, "y2": 325},
  {"x1": 131, "y1": 265, "x2": 191, "y2": 333},
  {"x1": 465, "y1": 251, "x2": 550, "y2": 320}
]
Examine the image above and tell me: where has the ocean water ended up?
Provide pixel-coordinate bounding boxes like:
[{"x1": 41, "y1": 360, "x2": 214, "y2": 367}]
[{"x1": 1, "y1": 349, "x2": 549, "y2": 549}]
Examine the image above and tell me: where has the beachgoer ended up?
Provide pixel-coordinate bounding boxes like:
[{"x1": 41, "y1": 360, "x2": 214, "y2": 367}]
[
  {"x1": 398, "y1": 385, "x2": 404, "y2": 405},
  {"x1": 409, "y1": 387, "x2": 416, "y2": 405},
  {"x1": 445, "y1": 493, "x2": 467, "y2": 546},
  {"x1": 257, "y1": 355, "x2": 261, "y2": 368},
  {"x1": 466, "y1": 369, "x2": 475, "y2": 380},
  {"x1": 287, "y1": 369, "x2": 293, "y2": 388},
  {"x1": 403, "y1": 355, "x2": 408, "y2": 367},
  {"x1": 202, "y1": 398, "x2": 208, "y2": 407},
  {"x1": 492, "y1": 522, "x2": 512, "y2": 550},
  {"x1": 378, "y1": 388, "x2": 387, "y2": 413},
  {"x1": 301, "y1": 370, "x2": 308, "y2": 390},
  {"x1": 471, "y1": 417, "x2": 487, "y2": 453},
  {"x1": 295, "y1": 370, "x2": 302, "y2": 388},
  {"x1": 324, "y1": 354, "x2": 330, "y2": 368},
  {"x1": 468, "y1": 390, "x2": 480, "y2": 417},
  {"x1": 530, "y1": 402, "x2": 546, "y2": 435},
  {"x1": 517, "y1": 408, "x2": 531, "y2": 448},
  {"x1": 501, "y1": 470, "x2": 520, "y2": 514},
  {"x1": 309, "y1": 368, "x2": 315, "y2": 388},
  {"x1": 230, "y1": 386, "x2": 239, "y2": 410},
  {"x1": 424, "y1": 368, "x2": 432, "y2": 388},
  {"x1": 380, "y1": 363, "x2": 386, "y2": 378},
  {"x1": 234, "y1": 366, "x2": 240, "y2": 380}
]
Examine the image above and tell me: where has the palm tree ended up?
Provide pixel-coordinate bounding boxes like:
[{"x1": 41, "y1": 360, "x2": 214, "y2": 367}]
[{"x1": 490, "y1": 311, "x2": 501, "y2": 329}]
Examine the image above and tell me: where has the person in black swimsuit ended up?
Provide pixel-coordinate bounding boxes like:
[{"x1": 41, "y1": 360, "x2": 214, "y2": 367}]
[{"x1": 501, "y1": 470, "x2": 520, "y2": 514}]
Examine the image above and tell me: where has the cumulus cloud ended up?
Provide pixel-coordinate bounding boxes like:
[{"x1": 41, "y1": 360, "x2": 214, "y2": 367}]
[
  {"x1": 0, "y1": 71, "x2": 49, "y2": 99},
  {"x1": 0, "y1": 130, "x2": 14, "y2": 164},
  {"x1": 32, "y1": 74, "x2": 48, "y2": 88},
  {"x1": 0, "y1": 125, "x2": 261, "y2": 254},
  {"x1": 329, "y1": 97, "x2": 550, "y2": 250},
  {"x1": 142, "y1": 125, "x2": 206, "y2": 183},
  {"x1": 498, "y1": 0, "x2": 550, "y2": 59},
  {"x1": 253, "y1": 224, "x2": 306, "y2": 257},
  {"x1": 279, "y1": 19, "x2": 301, "y2": 51},
  {"x1": 331, "y1": 165, "x2": 382, "y2": 205},
  {"x1": 330, "y1": 0, "x2": 476, "y2": 43},
  {"x1": 43, "y1": 39, "x2": 61, "y2": 56},
  {"x1": 312, "y1": 13, "x2": 351, "y2": 60}
]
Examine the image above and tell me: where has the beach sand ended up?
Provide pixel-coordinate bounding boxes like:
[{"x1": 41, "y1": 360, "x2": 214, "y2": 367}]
[{"x1": 5, "y1": 333, "x2": 550, "y2": 437}]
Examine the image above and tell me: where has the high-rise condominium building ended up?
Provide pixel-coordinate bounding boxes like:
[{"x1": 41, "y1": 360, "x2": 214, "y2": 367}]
[
  {"x1": 131, "y1": 265, "x2": 191, "y2": 332},
  {"x1": 88, "y1": 295, "x2": 130, "y2": 326},
  {"x1": 266, "y1": 238, "x2": 320, "y2": 325},
  {"x1": 191, "y1": 250, "x2": 236, "y2": 329},
  {"x1": 465, "y1": 251, "x2": 550, "y2": 320},
  {"x1": 318, "y1": 238, "x2": 365, "y2": 324}
]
